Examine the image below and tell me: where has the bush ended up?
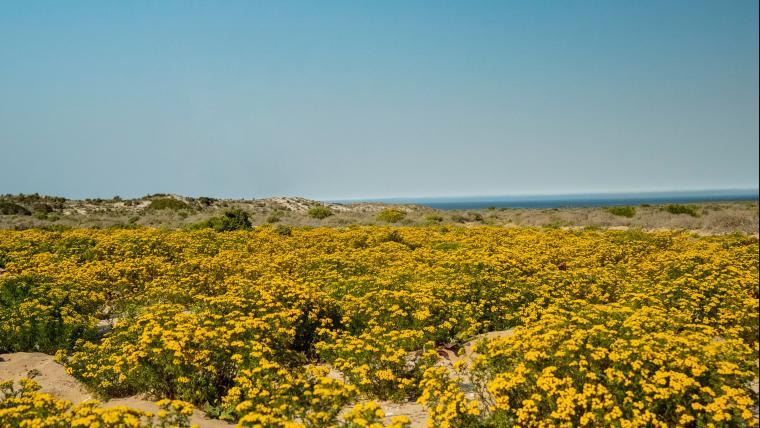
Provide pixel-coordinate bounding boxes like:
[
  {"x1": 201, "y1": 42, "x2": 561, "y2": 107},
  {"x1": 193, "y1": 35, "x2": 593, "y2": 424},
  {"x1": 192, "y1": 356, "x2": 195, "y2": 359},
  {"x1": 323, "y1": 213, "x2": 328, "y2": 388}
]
[
  {"x1": 466, "y1": 302, "x2": 757, "y2": 427},
  {"x1": 425, "y1": 215, "x2": 444, "y2": 224},
  {"x1": 451, "y1": 212, "x2": 483, "y2": 223},
  {"x1": 267, "y1": 214, "x2": 282, "y2": 223},
  {"x1": 0, "y1": 275, "x2": 98, "y2": 353},
  {"x1": 205, "y1": 209, "x2": 252, "y2": 232},
  {"x1": 607, "y1": 206, "x2": 636, "y2": 218},
  {"x1": 0, "y1": 202, "x2": 31, "y2": 216},
  {"x1": 376, "y1": 208, "x2": 406, "y2": 223},
  {"x1": 0, "y1": 379, "x2": 195, "y2": 428},
  {"x1": 308, "y1": 206, "x2": 334, "y2": 220},
  {"x1": 197, "y1": 196, "x2": 216, "y2": 207},
  {"x1": 275, "y1": 225, "x2": 293, "y2": 236},
  {"x1": 147, "y1": 198, "x2": 190, "y2": 211},
  {"x1": 31, "y1": 203, "x2": 53, "y2": 214},
  {"x1": 663, "y1": 204, "x2": 699, "y2": 217}
]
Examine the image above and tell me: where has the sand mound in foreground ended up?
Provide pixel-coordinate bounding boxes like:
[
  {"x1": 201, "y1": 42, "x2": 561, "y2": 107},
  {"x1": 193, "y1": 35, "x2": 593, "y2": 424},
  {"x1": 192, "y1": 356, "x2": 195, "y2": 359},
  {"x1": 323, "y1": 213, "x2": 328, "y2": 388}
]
[{"x1": 0, "y1": 352, "x2": 233, "y2": 427}]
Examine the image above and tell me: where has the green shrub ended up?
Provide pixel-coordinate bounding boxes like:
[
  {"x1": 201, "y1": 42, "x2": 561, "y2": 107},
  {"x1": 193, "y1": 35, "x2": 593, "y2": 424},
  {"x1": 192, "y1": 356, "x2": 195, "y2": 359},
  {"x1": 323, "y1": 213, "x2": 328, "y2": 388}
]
[
  {"x1": 379, "y1": 230, "x2": 404, "y2": 244},
  {"x1": 191, "y1": 209, "x2": 252, "y2": 232},
  {"x1": 425, "y1": 214, "x2": 444, "y2": 223},
  {"x1": 607, "y1": 206, "x2": 636, "y2": 218},
  {"x1": 208, "y1": 209, "x2": 252, "y2": 232},
  {"x1": 267, "y1": 215, "x2": 282, "y2": 223},
  {"x1": 197, "y1": 196, "x2": 216, "y2": 207},
  {"x1": 451, "y1": 212, "x2": 483, "y2": 223},
  {"x1": 0, "y1": 275, "x2": 98, "y2": 353},
  {"x1": 544, "y1": 220, "x2": 568, "y2": 229},
  {"x1": 376, "y1": 208, "x2": 406, "y2": 223},
  {"x1": 663, "y1": 204, "x2": 699, "y2": 217},
  {"x1": 0, "y1": 202, "x2": 31, "y2": 216},
  {"x1": 31, "y1": 203, "x2": 53, "y2": 214},
  {"x1": 274, "y1": 225, "x2": 293, "y2": 236},
  {"x1": 308, "y1": 206, "x2": 334, "y2": 220},
  {"x1": 147, "y1": 198, "x2": 190, "y2": 211}
]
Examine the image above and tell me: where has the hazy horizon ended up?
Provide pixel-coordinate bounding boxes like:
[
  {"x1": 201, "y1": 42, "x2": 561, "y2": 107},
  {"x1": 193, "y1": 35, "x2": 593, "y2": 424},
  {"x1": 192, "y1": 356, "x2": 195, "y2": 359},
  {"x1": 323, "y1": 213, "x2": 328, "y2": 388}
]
[
  {"x1": 2, "y1": 1, "x2": 758, "y2": 200},
  {"x1": 330, "y1": 188, "x2": 759, "y2": 202}
]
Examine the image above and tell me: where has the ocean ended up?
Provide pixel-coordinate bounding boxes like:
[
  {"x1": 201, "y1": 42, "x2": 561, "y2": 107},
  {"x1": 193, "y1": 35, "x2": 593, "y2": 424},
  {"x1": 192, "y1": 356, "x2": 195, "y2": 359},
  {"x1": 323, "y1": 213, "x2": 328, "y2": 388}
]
[{"x1": 335, "y1": 189, "x2": 759, "y2": 210}]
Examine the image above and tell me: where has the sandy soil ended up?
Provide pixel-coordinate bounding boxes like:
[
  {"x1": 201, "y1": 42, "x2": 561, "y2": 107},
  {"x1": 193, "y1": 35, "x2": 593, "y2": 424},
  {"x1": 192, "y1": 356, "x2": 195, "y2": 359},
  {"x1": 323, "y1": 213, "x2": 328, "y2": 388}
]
[
  {"x1": 3, "y1": 331, "x2": 757, "y2": 425},
  {"x1": 0, "y1": 333, "x2": 514, "y2": 427},
  {"x1": 0, "y1": 352, "x2": 233, "y2": 427}
]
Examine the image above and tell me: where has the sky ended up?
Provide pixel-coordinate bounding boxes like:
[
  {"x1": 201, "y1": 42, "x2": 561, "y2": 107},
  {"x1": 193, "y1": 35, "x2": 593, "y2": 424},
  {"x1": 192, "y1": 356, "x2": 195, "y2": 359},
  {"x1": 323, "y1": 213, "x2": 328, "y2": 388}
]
[{"x1": 1, "y1": 1, "x2": 758, "y2": 200}]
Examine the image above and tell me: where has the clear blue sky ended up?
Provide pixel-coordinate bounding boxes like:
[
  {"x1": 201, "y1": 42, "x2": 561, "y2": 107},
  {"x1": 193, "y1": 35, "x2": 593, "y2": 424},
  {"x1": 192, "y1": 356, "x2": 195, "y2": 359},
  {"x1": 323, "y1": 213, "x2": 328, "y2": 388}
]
[{"x1": 1, "y1": 1, "x2": 757, "y2": 199}]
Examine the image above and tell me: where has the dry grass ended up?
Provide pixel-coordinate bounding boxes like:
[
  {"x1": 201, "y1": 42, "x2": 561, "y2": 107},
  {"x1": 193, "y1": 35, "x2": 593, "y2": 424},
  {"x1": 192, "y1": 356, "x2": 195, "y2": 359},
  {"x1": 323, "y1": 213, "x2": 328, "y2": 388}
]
[{"x1": 0, "y1": 195, "x2": 756, "y2": 235}]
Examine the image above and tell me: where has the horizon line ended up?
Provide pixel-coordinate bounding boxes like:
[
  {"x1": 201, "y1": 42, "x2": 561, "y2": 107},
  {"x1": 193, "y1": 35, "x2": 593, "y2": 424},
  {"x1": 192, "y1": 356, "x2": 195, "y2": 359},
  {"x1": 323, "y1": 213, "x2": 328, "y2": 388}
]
[
  {"x1": 324, "y1": 187, "x2": 760, "y2": 203},
  {"x1": 2, "y1": 187, "x2": 758, "y2": 202}
]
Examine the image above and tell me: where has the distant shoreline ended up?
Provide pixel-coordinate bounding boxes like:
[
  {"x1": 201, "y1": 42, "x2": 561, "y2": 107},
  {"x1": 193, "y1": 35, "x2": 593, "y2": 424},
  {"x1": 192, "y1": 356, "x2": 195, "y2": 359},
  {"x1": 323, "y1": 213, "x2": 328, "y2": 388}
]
[{"x1": 333, "y1": 189, "x2": 759, "y2": 210}]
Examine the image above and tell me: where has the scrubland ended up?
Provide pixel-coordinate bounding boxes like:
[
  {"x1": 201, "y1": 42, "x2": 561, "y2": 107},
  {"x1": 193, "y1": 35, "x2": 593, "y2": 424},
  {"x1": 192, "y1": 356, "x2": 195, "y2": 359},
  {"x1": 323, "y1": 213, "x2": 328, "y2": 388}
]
[
  {"x1": 0, "y1": 194, "x2": 757, "y2": 234},
  {"x1": 0, "y1": 225, "x2": 758, "y2": 427}
]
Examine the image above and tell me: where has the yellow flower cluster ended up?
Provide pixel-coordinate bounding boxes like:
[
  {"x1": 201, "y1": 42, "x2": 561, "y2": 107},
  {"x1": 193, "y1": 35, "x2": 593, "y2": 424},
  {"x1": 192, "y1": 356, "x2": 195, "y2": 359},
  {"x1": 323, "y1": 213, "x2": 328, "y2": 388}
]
[
  {"x1": 417, "y1": 367, "x2": 480, "y2": 428},
  {"x1": 0, "y1": 226, "x2": 756, "y2": 427},
  {"x1": 0, "y1": 378, "x2": 194, "y2": 427},
  {"x1": 464, "y1": 302, "x2": 758, "y2": 426},
  {"x1": 341, "y1": 402, "x2": 410, "y2": 428}
]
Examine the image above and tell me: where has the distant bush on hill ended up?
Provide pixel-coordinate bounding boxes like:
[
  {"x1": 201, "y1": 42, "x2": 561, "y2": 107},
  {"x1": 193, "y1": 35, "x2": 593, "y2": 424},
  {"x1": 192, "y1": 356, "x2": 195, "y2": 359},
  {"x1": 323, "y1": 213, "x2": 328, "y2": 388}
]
[
  {"x1": 190, "y1": 209, "x2": 252, "y2": 232},
  {"x1": 376, "y1": 208, "x2": 406, "y2": 223},
  {"x1": 308, "y1": 206, "x2": 334, "y2": 219},
  {"x1": 451, "y1": 212, "x2": 484, "y2": 223},
  {"x1": 425, "y1": 214, "x2": 444, "y2": 224},
  {"x1": 0, "y1": 202, "x2": 31, "y2": 216},
  {"x1": 663, "y1": 204, "x2": 699, "y2": 217},
  {"x1": 1, "y1": 193, "x2": 66, "y2": 205},
  {"x1": 607, "y1": 206, "x2": 636, "y2": 218},
  {"x1": 32, "y1": 203, "x2": 54, "y2": 214},
  {"x1": 147, "y1": 198, "x2": 189, "y2": 211},
  {"x1": 197, "y1": 196, "x2": 216, "y2": 207}
]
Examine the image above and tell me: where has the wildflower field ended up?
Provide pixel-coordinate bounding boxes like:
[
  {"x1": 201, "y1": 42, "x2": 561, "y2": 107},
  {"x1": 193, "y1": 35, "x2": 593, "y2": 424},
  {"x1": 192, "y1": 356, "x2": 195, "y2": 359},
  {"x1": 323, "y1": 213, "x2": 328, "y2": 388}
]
[{"x1": 0, "y1": 226, "x2": 758, "y2": 427}]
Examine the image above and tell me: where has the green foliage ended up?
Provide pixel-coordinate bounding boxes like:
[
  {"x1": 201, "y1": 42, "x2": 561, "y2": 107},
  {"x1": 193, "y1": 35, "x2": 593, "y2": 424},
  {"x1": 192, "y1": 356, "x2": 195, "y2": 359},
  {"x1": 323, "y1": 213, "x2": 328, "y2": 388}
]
[
  {"x1": 607, "y1": 206, "x2": 636, "y2": 218},
  {"x1": 147, "y1": 198, "x2": 190, "y2": 211},
  {"x1": 0, "y1": 202, "x2": 31, "y2": 216},
  {"x1": 451, "y1": 212, "x2": 483, "y2": 223},
  {"x1": 544, "y1": 219, "x2": 569, "y2": 229},
  {"x1": 275, "y1": 225, "x2": 293, "y2": 236},
  {"x1": 376, "y1": 208, "x2": 406, "y2": 223},
  {"x1": 31, "y1": 203, "x2": 53, "y2": 214},
  {"x1": 308, "y1": 206, "x2": 334, "y2": 220},
  {"x1": 197, "y1": 196, "x2": 216, "y2": 207},
  {"x1": 663, "y1": 204, "x2": 700, "y2": 217},
  {"x1": 204, "y1": 209, "x2": 252, "y2": 232},
  {"x1": 0, "y1": 275, "x2": 98, "y2": 353},
  {"x1": 425, "y1": 215, "x2": 444, "y2": 224},
  {"x1": 189, "y1": 209, "x2": 253, "y2": 232}
]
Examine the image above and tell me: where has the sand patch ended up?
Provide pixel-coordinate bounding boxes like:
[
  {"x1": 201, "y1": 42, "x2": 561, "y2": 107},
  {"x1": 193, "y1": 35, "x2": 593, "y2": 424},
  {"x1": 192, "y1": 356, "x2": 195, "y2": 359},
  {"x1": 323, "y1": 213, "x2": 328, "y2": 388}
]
[{"x1": 0, "y1": 352, "x2": 233, "y2": 427}]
